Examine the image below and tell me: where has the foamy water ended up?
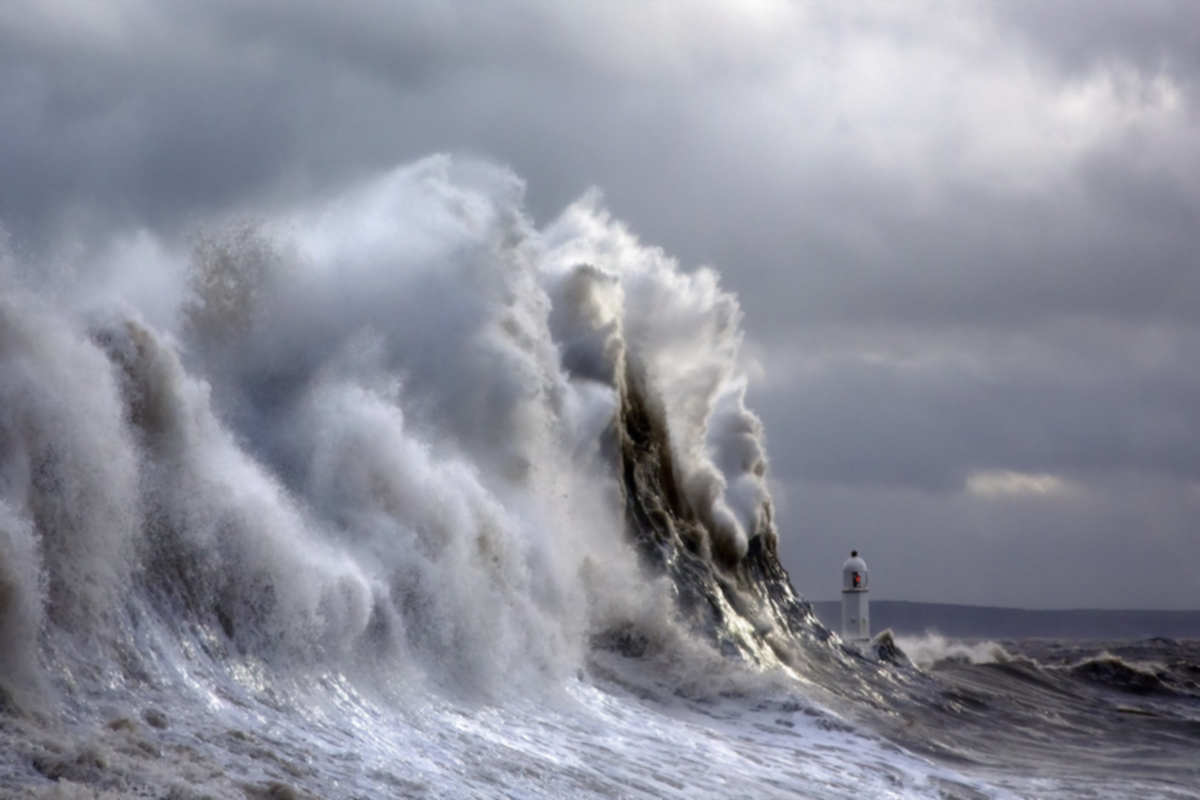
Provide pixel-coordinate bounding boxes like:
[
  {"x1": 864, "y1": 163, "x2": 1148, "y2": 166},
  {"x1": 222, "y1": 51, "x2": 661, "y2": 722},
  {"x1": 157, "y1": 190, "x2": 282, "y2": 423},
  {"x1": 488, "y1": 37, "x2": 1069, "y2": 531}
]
[{"x1": 1, "y1": 157, "x2": 1196, "y2": 799}]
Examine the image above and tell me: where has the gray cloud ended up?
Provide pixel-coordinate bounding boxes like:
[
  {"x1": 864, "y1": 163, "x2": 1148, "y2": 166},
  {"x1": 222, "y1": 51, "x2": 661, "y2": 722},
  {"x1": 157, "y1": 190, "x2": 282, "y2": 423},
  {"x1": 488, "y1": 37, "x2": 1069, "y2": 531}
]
[
  {"x1": 755, "y1": 324, "x2": 1200, "y2": 491},
  {"x1": 2, "y1": 0, "x2": 1198, "y2": 607},
  {"x1": 993, "y1": 0, "x2": 1200, "y2": 84}
]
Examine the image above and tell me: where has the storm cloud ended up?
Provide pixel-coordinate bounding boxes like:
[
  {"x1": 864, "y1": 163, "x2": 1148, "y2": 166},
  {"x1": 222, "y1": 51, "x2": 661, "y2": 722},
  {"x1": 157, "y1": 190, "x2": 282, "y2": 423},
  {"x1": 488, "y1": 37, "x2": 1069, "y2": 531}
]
[{"x1": 2, "y1": 0, "x2": 1198, "y2": 608}]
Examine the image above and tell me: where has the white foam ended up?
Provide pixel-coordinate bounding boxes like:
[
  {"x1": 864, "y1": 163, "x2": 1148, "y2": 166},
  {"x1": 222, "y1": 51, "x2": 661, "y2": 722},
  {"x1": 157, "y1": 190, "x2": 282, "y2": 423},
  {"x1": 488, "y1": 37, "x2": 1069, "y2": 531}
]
[{"x1": 895, "y1": 633, "x2": 1014, "y2": 669}]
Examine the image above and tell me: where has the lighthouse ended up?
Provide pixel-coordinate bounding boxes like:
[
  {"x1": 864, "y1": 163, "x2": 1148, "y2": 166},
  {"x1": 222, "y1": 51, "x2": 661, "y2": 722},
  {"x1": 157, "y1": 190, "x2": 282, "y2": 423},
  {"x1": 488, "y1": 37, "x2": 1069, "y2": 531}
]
[{"x1": 841, "y1": 550, "x2": 869, "y2": 640}]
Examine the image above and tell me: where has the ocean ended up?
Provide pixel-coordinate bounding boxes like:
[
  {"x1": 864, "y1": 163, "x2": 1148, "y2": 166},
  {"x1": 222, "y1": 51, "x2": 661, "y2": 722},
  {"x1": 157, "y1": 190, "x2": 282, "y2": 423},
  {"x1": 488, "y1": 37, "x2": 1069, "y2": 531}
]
[{"x1": 1, "y1": 157, "x2": 1197, "y2": 799}]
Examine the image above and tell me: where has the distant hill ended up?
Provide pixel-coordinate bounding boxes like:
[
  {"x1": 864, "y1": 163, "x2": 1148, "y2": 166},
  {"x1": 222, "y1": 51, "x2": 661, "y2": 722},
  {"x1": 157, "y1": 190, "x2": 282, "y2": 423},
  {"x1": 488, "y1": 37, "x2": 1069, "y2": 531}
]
[{"x1": 809, "y1": 600, "x2": 1200, "y2": 640}]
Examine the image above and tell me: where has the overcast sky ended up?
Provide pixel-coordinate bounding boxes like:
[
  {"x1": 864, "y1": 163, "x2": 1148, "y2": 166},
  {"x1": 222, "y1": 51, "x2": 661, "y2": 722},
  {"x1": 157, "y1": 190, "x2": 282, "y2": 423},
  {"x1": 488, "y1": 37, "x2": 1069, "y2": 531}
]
[{"x1": 3, "y1": 0, "x2": 1199, "y2": 609}]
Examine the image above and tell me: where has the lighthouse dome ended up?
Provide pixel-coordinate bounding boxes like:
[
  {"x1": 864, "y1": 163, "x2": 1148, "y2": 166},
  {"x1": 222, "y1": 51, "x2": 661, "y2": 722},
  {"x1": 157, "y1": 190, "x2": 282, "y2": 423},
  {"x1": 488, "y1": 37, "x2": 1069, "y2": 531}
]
[{"x1": 842, "y1": 550, "x2": 868, "y2": 591}]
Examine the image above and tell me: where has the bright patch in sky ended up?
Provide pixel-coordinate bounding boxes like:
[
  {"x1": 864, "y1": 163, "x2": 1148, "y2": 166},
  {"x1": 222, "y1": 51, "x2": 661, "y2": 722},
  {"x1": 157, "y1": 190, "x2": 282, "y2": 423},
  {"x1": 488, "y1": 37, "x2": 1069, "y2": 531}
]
[{"x1": 966, "y1": 470, "x2": 1068, "y2": 497}]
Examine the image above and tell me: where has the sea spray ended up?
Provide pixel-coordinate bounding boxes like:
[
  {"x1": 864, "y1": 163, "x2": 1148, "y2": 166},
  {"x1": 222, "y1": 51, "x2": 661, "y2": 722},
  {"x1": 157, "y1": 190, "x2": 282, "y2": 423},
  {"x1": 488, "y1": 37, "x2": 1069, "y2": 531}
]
[
  {"x1": 6, "y1": 156, "x2": 1182, "y2": 799},
  {"x1": 0, "y1": 155, "x2": 818, "y2": 719},
  {"x1": 0, "y1": 296, "x2": 142, "y2": 703}
]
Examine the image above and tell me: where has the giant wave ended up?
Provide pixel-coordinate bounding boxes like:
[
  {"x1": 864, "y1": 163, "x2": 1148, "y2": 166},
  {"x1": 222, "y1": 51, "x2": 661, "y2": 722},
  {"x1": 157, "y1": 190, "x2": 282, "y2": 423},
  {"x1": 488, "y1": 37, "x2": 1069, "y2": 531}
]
[{"x1": 1, "y1": 157, "x2": 1195, "y2": 800}]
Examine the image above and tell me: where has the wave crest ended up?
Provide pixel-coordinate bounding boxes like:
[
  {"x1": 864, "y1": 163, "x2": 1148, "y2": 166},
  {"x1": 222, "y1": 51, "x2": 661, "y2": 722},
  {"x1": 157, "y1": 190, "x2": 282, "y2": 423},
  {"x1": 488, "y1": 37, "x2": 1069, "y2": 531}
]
[{"x1": 0, "y1": 156, "x2": 815, "y2": 712}]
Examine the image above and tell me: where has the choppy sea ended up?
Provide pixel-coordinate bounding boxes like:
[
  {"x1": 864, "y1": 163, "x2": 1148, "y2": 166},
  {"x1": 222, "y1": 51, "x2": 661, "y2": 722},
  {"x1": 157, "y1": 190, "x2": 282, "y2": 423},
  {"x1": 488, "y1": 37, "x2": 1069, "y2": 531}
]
[{"x1": 1, "y1": 156, "x2": 1196, "y2": 799}]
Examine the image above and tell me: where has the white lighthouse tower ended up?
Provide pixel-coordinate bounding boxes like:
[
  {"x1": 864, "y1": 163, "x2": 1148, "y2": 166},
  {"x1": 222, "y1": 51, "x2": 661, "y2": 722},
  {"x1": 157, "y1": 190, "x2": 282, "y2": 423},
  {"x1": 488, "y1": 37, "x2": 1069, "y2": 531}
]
[{"x1": 841, "y1": 550, "x2": 869, "y2": 641}]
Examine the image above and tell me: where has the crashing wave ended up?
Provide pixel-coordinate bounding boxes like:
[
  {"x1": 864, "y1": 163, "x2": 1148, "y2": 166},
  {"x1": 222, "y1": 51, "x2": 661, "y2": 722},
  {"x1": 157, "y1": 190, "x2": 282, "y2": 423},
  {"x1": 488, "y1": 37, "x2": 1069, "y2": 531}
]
[{"x1": 0, "y1": 156, "x2": 828, "y2": 719}]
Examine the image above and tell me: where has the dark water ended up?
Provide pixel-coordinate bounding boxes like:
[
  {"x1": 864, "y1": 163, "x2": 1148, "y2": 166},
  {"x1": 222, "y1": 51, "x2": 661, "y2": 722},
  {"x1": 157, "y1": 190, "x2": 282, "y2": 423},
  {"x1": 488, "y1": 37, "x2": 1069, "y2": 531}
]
[{"x1": 861, "y1": 635, "x2": 1200, "y2": 798}]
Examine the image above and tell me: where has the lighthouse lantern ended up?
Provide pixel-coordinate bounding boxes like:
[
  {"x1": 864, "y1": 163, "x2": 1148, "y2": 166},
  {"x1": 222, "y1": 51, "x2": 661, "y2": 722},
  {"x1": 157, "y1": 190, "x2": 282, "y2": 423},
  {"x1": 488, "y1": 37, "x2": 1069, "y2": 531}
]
[{"x1": 840, "y1": 550, "x2": 870, "y2": 641}]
